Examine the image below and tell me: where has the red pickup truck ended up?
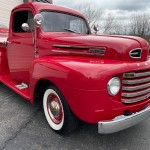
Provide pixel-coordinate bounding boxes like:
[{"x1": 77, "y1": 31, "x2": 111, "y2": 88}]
[{"x1": 0, "y1": 2, "x2": 150, "y2": 134}]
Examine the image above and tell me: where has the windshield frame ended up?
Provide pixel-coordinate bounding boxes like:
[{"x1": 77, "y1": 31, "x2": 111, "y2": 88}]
[{"x1": 40, "y1": 10, "x2": 91, "y2": 34}]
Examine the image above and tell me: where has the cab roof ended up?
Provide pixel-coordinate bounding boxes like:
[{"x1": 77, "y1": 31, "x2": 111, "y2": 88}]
[{"x1": 13, "y1": 2, "x2": 85, "y2": 19}]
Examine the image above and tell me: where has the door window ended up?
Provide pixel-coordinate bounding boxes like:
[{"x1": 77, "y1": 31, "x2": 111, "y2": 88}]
[{"x1": 13, "y1": 11, "x2": 34, "y2": 33}]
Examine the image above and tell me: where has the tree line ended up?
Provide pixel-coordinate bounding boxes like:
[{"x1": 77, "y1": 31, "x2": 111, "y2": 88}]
[{"x1": 76, "y1": 3, "x2": 150, "y2": 43}]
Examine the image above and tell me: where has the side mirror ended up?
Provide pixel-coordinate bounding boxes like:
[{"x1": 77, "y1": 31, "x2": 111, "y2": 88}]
[
  {"x1": 21, "y1": 23, "x2": 30, "y2": 32},
  {"x1": 34, "y1": 14, "x2": 44, "y2": 27}
]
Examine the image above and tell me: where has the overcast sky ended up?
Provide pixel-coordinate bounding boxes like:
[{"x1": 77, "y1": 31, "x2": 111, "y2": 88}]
[{"x1": 54, "y1": 0, "x2": 150, "y2": 21}]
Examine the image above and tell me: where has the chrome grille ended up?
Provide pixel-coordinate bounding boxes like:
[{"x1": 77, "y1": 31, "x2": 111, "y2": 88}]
[{"x1": 122, "y1": 70, "x2": 150, "y2": 104}]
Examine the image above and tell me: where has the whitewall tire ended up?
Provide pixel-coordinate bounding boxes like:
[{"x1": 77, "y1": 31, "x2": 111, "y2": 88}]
[{"x1": 43, "y1": 86, "x2": 79, "y2": 134}]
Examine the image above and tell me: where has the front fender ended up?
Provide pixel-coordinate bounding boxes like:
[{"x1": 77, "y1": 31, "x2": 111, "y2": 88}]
[
  {"x1": 30, "y1": 56, "x2": 128, "y2": 91},
  {"x1": 30, "y1": 56, "x2": 142, "y2": 123}
]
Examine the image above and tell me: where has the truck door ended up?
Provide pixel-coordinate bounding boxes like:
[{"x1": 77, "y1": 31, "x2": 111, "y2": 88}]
[{"x1": 7, "y1": 10, "x2": 34, "y2": 84}]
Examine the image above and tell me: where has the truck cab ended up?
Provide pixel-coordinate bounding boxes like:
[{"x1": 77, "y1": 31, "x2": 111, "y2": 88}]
[{"x1": 0, "y1": 2, "x2": 150, "y2": 134}]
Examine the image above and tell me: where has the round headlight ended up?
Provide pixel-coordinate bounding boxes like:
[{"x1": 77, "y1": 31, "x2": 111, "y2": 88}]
[{"x1": 107, "y1": 77, "x2": 121, "y2": 96}]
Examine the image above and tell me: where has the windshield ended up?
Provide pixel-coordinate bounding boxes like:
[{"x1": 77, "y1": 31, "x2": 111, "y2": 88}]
[{"x1": 41, "y1": 11, "x2": 89, "y2": 34}]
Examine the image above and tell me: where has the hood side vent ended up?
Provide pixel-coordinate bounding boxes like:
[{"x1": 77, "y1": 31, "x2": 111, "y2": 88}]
[
  {"x1": 129, "y1": 48, "x2": 142, "y2": 59},
  {"x1": 52, "y1": 44, "x2": 106, "y2": 56}
]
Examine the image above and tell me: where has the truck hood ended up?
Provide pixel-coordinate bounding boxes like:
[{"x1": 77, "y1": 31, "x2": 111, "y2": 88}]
[{"x1": 41, "y1": 33, "x2": 150, "y2": 61}]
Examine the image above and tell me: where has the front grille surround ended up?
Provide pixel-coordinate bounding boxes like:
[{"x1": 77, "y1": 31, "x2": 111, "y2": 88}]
[{"x1": 122, "y1": 70, "x2": 150, "y2": 104}]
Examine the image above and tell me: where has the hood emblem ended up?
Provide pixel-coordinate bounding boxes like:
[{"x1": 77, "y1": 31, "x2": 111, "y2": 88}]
[{"x1": 88, "y1": 49, "x2": 106, "y2": 55}]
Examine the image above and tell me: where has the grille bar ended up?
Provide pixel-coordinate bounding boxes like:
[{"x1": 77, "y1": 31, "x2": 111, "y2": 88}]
[
  {"x1": 122, "y1": 88, "x2": 150, "y2": 98},
  {"x1": 135, "y1": 71, "x2": 150, "y2": 78},
  {"x1": 123, "y1": 76, "x2": 150, "y2": 85},
  {"x1": 122, "y1": 82, "x2": 150, "y2": 91},
  {"x1": 122, "y1": 93, "x2": 150, "y2": 104}
]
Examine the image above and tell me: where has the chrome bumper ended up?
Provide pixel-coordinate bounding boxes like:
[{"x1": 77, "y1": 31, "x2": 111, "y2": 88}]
[{"x1": 98, "y1": 105, "x2": 150, "y2": 134}]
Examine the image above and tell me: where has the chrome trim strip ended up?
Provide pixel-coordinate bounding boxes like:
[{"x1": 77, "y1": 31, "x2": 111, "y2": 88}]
[
  {"x1": 53, "y1": 44, "x2": 88, "y2": 49},
  {"x1": 122, "y1": 93, "x2": 150, "y2": 103},
  {"x1": 122, "y1": 82, "x2": 150, "y2": 91},
  {"x1": 129, "y1": 48, "x2": 142, "y2": 59},
  {"x1": 52, "y1": 50, "x2": 105, "y2": 56},
  {"x1": 53, "y1": 44, "x2": 101, "y2": 49},
  {"x1": 98, "y1": 105, "x2": 150, "y2": 134},
  {"x1": 122, "y1": 88, "x2": 150, "y2": 98},
  {"x1": 52, "y1": 50, "x2": 70, "y2": 53},
  {"x1": 123, "y1": 76, "x2": 150, "y2": 85}
]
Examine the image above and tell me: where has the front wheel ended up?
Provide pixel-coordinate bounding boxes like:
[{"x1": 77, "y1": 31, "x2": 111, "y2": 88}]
[{"x1": 43, "y1": 86, "x2": 79, "y2": 134}]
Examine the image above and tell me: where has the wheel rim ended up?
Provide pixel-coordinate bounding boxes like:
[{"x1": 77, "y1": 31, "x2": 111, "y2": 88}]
[{"x1": 47, "y1": 94, "x2": 63, "y2": 124}]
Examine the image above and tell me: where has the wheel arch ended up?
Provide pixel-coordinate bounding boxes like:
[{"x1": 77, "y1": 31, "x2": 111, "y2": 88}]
[{"x1": 33, "y1": 78, "x2": 55, "y2": 104}]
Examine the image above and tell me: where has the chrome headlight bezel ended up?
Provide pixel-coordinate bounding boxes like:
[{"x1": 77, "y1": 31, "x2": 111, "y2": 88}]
[{"x1": 107, "y1": 77, "x2": 121, "y2": 96}]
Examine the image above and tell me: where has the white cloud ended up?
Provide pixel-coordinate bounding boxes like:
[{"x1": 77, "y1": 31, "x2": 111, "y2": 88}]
[
  {"x1": 54, "y1": 0, "x2": 150, "y2": 11},
  {"x1": 54, "y1": 0, "x2": 150, "y2": 23}
]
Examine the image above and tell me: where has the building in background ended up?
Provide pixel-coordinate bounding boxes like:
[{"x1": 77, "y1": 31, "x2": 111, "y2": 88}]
[
  {"x1": 24, "y1": 0, "x2": 53, "y2": 3},
  {"x1": 0, "y1": 0, "x2": 53, "y2": 28}
]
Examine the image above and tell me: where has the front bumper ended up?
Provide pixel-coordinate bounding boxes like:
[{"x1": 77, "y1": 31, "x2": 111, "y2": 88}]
[{"x1": 98, "y1": 105, "x2": 150, "y2": 134}]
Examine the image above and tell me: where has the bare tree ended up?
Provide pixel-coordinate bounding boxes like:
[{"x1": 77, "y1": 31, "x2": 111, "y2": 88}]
[
  {"x1": 129, "y1": 13, "x2": 150, "y2": 38},
  {"x1": 76, "y1": 2, "x2": 103, "y2": 28},
  {"x1": 112, "y1": 21, "x2": 123, "y2": 35},
  {"x1": 76, "y1": 3, "x2": 150, "y2": 41},
  {"x1": 102, "y1": 13, "x2": 115, "y2": 34},
  {"x1": 113, "y1": 21, "x2": 128, "y2": 35},
  {"x1": 76, "y1": 3, "x2": 117, "y2": 34}
]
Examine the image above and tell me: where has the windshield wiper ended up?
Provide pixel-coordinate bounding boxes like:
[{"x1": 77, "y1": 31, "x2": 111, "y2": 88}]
[{"x1": 64, "y1": 28, "x2": 80, "y2": 34}]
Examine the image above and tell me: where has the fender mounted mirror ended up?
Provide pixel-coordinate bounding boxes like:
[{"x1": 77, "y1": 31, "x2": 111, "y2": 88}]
[
  {"x1": 34, "y1": 14, "x2": 44, "y2": 27},
  {"x1": 21, "y1": 23, "x2": 30, "y2": 32},
  {"x1": 93, "y1": 25, "x2": 99, "y2": 32}
]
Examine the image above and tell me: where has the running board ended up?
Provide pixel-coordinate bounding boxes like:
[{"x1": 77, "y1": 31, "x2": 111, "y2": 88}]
[
  {"x1": 0, "y1": 77, "x2": 30, "y2": 100},
  {"x1": 16, "y1": 83, "x2": 28, "y2": 90}
]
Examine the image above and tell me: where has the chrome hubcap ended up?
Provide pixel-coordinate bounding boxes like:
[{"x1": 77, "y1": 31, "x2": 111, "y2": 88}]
[
  {"x1": 47, "y1": 94, "x2": 62, "y2": 124},
  {"x1": 50, "y1": 100, "x2": 60, "y2": 117}
]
